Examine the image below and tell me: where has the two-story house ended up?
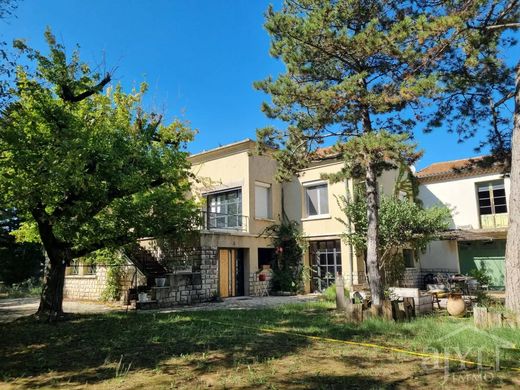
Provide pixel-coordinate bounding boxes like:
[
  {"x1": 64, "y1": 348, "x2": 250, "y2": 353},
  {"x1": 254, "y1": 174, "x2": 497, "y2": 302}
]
[
  {"x1": 417, "y1": 157, "x2": 509, "y2": 288},
  {"x1": 63, "y1": 139, "x2": 405, "y2": 304}
]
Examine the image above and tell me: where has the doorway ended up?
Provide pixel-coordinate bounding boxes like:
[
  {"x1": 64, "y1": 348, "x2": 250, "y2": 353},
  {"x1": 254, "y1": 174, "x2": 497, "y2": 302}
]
[
  {"x1": 218, "y1": 248, "x2": 245, "y2": 297},
  {"x1": 310, "y1": 240, "x2": 342, "y2": 292}
]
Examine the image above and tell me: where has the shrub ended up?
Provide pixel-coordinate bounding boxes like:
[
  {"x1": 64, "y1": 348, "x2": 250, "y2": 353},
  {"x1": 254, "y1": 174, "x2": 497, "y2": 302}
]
[
  {"x1": 321, "y1": 283, "x2": 349, "y2": 302},
  {"x1": 1, "y1": 277, "x2": 42, "y2": 298},
  {"x1": 262, "y1": 220, "x2": 305, "y2": 293}
]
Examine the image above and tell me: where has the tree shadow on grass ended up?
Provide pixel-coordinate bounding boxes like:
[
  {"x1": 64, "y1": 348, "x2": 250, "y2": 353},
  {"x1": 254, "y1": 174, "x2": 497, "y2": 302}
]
[
  {"x1": 1, "y1": 305, "x2": 465, "y2": 388},
  {"x1": 0, "y1": 310, "x2": 319, "y2": 387}
]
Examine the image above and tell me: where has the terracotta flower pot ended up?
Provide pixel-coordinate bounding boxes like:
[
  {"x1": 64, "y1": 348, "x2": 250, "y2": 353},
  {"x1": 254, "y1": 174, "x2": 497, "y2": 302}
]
[
  {"x1": 259, "y1": 274, "x2": 267, "y2": 282},
  {"x1": 447, "y1": 293, "x2": 466, "y2": 317}
]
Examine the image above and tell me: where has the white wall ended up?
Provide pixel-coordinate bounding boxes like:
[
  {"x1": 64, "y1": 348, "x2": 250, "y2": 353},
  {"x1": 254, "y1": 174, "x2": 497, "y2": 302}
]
[
  {"x1": 419, "y1": 240, "x2": 460, "y2": 271},
  {"x1": 418, "y1": 173, "x2": 510, "y2": 229}
]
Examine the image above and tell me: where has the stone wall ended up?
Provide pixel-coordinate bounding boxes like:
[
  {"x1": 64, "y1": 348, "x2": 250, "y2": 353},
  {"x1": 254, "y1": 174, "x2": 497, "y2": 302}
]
[
  {"x1": 152, "y1": 247, "x2": 219, "y2": 307},
  {"x1": 249, "y1": 268, "x2": 272, "y2": 296},
  {"x1": 64, "y1": 266, "x2": 108, "y2": 300},
  {"x1": 64, "y1": 261, "x2": 146, "y2": 302},
  {"x1": 402, "y1": 268, "x2": 459, "y2": 289}
]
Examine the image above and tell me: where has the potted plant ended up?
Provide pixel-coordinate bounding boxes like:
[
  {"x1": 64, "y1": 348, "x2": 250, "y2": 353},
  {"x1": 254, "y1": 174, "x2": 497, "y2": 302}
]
[{"x1": 155, "y1": 277, "x2": 167, "y2": 287}]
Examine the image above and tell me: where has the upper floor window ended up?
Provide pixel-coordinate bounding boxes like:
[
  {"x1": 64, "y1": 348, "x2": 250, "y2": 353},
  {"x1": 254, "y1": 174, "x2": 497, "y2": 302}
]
[
  {"x1": 477, "y1": 181, "x2": 507, "y2": 216},
  {"x1": 255, "y1": 182, "x2": 271, "y2": 219},
  {"x1": 477, "y1": 180, "x2": 508, "y2": 228},
  {"x1": 305, "y1": 183, "x2": 329, "y2": 217},
  {"x1": 207, "y1": 189, "x2": 242, "y2": 228}
]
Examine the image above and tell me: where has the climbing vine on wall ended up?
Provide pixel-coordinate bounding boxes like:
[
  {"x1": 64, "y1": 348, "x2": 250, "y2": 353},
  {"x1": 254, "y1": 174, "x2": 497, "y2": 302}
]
[
  {"x1": 262, "y1": 220, "x2": 306, "y2": 293},
  {"x1": 84, "y1": 249, "x2": 125, "y2": 301}
]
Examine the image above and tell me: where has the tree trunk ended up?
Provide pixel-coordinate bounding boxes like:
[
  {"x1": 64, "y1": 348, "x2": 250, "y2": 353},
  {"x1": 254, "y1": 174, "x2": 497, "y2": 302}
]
[
  {"x1": 365, "y1": 162, "x2": 384, "y2": 307},
  {"x1": 505, "y1": 64, "x2": 520, "y2": 314},
  {"x1": 37, "y1": 254, "x2": 68, "y2": 321},
  {"x1": 32, "y1": 211, "x2": 71, "y2": 322}
]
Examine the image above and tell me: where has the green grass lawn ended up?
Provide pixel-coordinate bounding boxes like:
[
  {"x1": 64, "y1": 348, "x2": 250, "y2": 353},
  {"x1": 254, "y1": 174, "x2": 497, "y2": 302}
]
[{"x1": 1, "y1": 301, "x2": 520, "y2": 389}]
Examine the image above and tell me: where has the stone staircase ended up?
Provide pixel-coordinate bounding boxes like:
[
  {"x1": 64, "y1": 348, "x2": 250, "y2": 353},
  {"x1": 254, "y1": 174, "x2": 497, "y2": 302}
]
[{"x1": 123, "y1": 245, "x2": 168, "y2": 309}]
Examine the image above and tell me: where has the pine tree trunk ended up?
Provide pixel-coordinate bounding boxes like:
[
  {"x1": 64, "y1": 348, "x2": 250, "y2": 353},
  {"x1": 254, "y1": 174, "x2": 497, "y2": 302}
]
[
  {"x1": 505, "y1": 64, "x2": 520, "y2": 314},
  {"x1": 365, "y1": 162, "x2": 384, "y2": 307}
]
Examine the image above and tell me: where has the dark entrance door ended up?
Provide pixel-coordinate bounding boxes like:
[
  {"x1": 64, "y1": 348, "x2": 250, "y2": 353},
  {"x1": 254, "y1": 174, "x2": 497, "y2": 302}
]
[{"x1": 310, "y1": 240, "x2": 342, "y2": 292}]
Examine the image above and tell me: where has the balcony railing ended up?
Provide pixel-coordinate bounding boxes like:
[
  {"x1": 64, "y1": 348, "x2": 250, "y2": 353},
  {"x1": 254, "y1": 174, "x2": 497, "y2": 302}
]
[
  {"x1": 200, "y1": 210, "x2": 249, "y2": 232},
  {"x1": 480, "y1": 213, "x2": 508, "y2": 229}
]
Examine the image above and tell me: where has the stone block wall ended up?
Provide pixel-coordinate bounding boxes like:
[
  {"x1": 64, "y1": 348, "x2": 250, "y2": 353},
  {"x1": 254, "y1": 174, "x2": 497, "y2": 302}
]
[
  {"x1": 402, "y1": 268, "x2": 458, "y2": 289},
  {"x1": 153, "y1": 247, "x2": 219, "y2": 307},
  {"x1": 64, "y1": 266, "x2": 108, "y2": 300},
  {"x1": 249, "y1": 269, "x2": 272, "y2": 296},
  {"x1": 64, "y1": 261, "x2": 146, "y2": 302}
]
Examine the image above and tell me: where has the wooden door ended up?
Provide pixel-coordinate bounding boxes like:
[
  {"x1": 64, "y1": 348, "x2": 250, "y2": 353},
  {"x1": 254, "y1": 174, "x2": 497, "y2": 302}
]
[{"x1": 219, "y1": 249, "x2": 237, "y2": 298}]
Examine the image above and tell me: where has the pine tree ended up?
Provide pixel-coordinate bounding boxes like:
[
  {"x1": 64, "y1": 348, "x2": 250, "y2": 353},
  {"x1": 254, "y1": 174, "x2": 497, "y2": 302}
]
[{"x1": 255, "y1": 0, "x2": 461, "y2": 307}]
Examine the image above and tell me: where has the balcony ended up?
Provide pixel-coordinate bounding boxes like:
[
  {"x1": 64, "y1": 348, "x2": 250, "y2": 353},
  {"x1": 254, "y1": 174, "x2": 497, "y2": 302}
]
[
  {"x1": 200, "y1": 210, "x2": 249, "y2": 232},
  {"x1": 480, "y1": 213, "x2": 508, "y2": 229}
]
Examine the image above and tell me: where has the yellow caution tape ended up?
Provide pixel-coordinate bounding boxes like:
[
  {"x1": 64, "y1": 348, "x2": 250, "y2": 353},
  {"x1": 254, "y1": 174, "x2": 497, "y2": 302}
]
[{"x1": 204, "y1": 319, "x2": 520, "y2": 373}]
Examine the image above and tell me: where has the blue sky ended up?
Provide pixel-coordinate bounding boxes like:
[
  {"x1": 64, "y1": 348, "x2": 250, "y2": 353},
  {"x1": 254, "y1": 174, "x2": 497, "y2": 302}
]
[{"x1": 1, "y1": 0, "x2": 514, "y2": 169}]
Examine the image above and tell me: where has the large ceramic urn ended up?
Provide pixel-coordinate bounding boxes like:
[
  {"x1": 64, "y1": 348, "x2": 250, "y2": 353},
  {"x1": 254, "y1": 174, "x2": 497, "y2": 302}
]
[{"x1": 447, "y1": 293, "x2": 466, "y2": 317}]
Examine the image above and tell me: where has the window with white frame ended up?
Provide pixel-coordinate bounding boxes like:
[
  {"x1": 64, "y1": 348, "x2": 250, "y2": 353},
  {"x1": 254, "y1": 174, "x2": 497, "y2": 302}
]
[
  {"x1": 207, "y1": 189, "x2": 242, "y2": 228},
  {"x1": 305, "y1": 183, "x2": 329, "y2": 217},
  {"x1": 255, "y1": 182, "x2": 271, "y2": 219}
]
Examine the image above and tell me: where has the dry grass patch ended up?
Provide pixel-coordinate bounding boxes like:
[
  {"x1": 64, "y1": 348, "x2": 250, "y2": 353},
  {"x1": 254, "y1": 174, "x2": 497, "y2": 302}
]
[{"x1": 1, "y1": 302, "x2": 520, "y2": 389}]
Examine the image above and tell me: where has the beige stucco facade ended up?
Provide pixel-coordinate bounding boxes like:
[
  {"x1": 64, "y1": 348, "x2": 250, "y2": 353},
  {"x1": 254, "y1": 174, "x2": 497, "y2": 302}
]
[
  {"x1": 64, "y1": 138, "x2": 409, "y2": 301},
  {"x1": 189, "y1": 139, "x2": 404, "y2": 293},
  {"x1": 188, "y1": 140, "x2": 282, "y2": 295}
]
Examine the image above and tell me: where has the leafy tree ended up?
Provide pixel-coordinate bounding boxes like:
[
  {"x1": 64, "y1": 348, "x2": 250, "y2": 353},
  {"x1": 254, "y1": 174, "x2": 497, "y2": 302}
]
[
  {"x1": 254, "y1": 0, "x2": 468, "y2": 307},
  {"x1": 325, "y1": 131, "x2": 423, "y2": 299},
  {"x1": 424, "y1": 0, "x2": 518, "y2": 169},
  {"x1": 0, "y1": 208, "x2": 43, "y2": 285},
  {"x1": 0, "y1": 31, "x2": 199, "y2": 321},
  {"x1": 416, "y1": 1, "x2": 519, "y2": 312},
  {"x1": 339, "y1": 188, "x2": 451, "y2": 287},
  {"x1": 0, "y1": 0, "x2": 19, "y2": 107}
]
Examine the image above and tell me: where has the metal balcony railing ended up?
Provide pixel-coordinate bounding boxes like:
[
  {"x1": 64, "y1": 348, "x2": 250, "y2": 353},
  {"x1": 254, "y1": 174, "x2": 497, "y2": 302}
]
[{"x1": 200, "y1": 210, "x2": 248, "y2": 232}]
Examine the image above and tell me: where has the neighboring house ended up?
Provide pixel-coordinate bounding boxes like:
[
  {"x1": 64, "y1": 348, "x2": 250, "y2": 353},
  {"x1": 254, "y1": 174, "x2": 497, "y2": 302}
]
[
  {"x1": 63, "y1": 139, "x2": 408, "y2": 305},
  {"x1": 417, "y1": 157, "x2": 509, "y2": 289}
]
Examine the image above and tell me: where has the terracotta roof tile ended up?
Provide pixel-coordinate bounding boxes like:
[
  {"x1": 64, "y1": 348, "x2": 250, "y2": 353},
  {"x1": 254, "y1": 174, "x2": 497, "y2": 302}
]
[{"x1": 416, "y1": 156, "x2": 504, "y2": 181}]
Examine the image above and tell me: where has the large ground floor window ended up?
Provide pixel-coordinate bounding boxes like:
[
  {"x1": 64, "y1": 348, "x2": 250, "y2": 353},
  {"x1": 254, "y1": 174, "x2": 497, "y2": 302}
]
[{"x1": 310, "y1": 239, "x2": 341, "y2": 292}]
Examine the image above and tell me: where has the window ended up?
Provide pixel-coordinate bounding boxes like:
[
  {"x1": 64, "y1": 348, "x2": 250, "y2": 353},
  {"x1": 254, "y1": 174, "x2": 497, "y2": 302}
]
[
  {"x1": 310, "y1": 240, "x2": 341, "y2": 291},
  {"x1": 305, "y1": 183, "x2": 329, "y2": 217},
  {"x1": 207, "y1": 189, "x2": 242, "y2": 229},
  {"x1": 477, "y1": 181, "x2": 507, "y2": 216},
  {"x1": 403, "y1": 249, "x2": 415, "y2": 268},
  {"x1": 255, "y1": 183, "x2": 271, "y2": 219},
  {"x1": 69, "y1": 259, "x2": 80, "y2": 275},
  {"x1": 85, "y1": 263, "x2": 97, "y2": 275}
]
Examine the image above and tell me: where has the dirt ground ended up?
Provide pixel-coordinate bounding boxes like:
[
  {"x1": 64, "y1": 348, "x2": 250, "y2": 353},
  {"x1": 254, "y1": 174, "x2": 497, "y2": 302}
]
[{"x1": 0, "y1": 297, "x2": 120, "y2": 323}]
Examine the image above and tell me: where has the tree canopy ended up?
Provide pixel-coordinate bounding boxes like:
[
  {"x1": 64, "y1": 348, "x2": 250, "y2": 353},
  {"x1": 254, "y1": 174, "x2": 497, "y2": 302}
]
[{"x1": 0, "y1": 30, "x2": 199, "y2": 319}]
